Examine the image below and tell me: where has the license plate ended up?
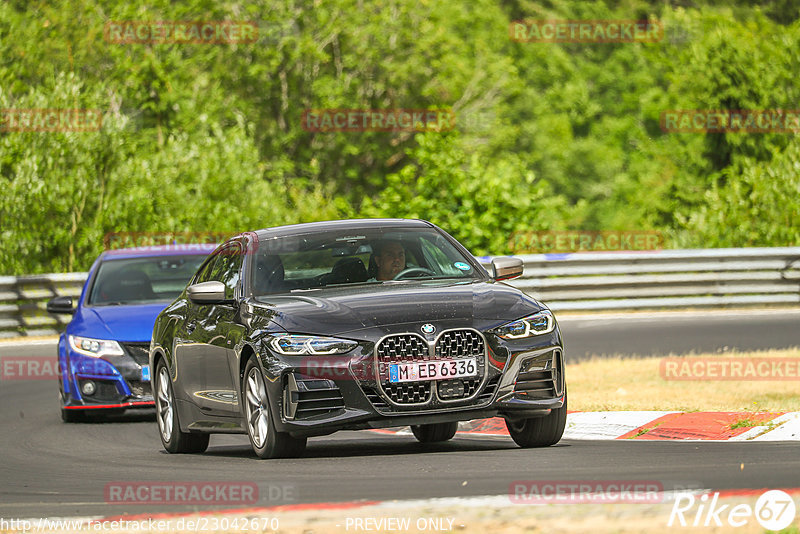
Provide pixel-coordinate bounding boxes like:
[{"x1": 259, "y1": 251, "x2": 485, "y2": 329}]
[
  {"x1": 389, "y1": 358, "x2": 477, "y2": 383},
  {"x1": 141, "y1": 365, "x2": 150, "y2": 381}
]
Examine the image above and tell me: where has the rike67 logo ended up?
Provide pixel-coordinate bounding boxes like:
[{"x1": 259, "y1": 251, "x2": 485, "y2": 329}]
[{"x1": 669, "y1": 490, "x2": 797, "y2": 530}]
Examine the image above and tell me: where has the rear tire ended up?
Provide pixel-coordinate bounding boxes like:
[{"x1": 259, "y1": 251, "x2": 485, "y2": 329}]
[
  {"x1": 154, "y1": 360, "x2": 209, "y2": 454},
  {"x1": 243, "y1": 358, "x2": 307, "y2": 459},
  {"x1": 411, "y1": 422, "x2": 459, "y2": 443},
  {"x1": 506, "y1": 390, "x2": 567, "y2": 448}
]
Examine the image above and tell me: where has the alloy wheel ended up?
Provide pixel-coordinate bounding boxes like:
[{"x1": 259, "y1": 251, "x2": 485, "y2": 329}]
[
  {"x1": 245, "y1": 367, "x2": 269, "y2": 448},
  {"x1": 156, "y1": 367, "x2": 173, "y2": 442}
]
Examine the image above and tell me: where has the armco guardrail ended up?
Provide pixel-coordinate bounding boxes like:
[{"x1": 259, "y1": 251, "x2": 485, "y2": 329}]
[
  {"x1": 0, "y1": 273, "x2": 87, "y2": 338},
  {"x1": 1, "y1": 247, "x2": 799, "y2": 338},
  {"x1": 494, "y1": 247, "x2": 800, "y2": 311}
]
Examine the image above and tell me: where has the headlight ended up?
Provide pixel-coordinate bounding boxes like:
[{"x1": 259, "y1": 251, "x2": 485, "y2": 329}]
[
  {"x1": 269, "y1": 334, "x2": 357, "y2": 355},
  {"x1": 494, "y1": 310, "x2": 555, "y2": 339},
  {"x1": 68, "y1": 335, "x2": 124, "y2": 358}
]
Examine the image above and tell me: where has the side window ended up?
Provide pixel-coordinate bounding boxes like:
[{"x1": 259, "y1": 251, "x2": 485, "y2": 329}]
[
  {"x1": 420, "y1": 237, "x2": 460, "y2": 276},
  {"x1": 210, "y1": 244, "x2": 243, "y2": 300},
  {"x1": 194, "y1": 256, "x2": 219, "y2": 284}
]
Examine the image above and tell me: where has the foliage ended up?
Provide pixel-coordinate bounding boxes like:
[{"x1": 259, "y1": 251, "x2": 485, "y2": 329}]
[
  {"x1": 0, "y1": 0, "x2": 798, "y2": 274},
  {"x1": 360, "y1": 131, "x2": 567, "y2": 255},
  {"x1": 683, "y1": 138, "x2": 800, "y2": 247}
]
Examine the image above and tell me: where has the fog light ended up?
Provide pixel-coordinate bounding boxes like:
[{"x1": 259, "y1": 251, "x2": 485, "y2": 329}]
[{"x1": 81, "y1": 381, "x2": 97, "y2": 396}]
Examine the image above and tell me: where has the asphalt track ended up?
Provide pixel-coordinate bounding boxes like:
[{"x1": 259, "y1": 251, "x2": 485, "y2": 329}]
[
  {"x1": 1, "y1": 310, "x2": 798, "y2": 519},
  {"x1": 560, "y1": 309, "x2": 800, "y2": 361}
]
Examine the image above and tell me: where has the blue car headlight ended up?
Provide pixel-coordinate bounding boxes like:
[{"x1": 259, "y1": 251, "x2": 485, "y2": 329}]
[
  {"x1": 493, "y1": 310, "x2": 556, "y2": 339},
  {"x1": 68, "y1": 335, "x2": 124, "y2": 358},
  {"x1": 269, "y1": 334, "x2": 357, "y2": 355}
]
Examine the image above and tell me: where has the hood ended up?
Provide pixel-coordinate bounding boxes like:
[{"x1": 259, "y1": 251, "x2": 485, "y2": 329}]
[
  {"x1": 252, "y1": 280, "x2": 543, "y2": 337},
  {"x1": 70, "y1": 302, "x2": 170, "y2": 342}
]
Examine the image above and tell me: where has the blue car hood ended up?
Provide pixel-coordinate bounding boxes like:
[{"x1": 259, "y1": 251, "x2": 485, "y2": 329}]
[{"x1": 71, "y1": 303, "x2": 170, "y2": 342}]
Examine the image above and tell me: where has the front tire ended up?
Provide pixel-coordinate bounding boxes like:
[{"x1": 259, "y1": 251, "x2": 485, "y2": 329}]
[
  {"x1": 411, "y1": 422, "x2": 459, "y2": 443},
  {"x1": 60, "y1": 408, "x2": 86, "y2": 423},
  {"x1": 155, "y1": 360, "x2": 209, "y2": 454},
  {"x1": 59, "y1": 380, "x2": 85, "y2": 423},
  {"x1": 243, "y1": 358, "x2": 306, "y2": 459},
  {"x1": 506, "y1": 390, "x2": 567, "y2": 448}
]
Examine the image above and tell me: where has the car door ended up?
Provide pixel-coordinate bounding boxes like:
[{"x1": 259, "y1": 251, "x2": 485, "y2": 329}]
[
  {"x1": 172, "y1": 254, "x2": 217, "y2": 407},
  {"x1": 175, "y1": 242, "x2": 243, "y2": 416}
]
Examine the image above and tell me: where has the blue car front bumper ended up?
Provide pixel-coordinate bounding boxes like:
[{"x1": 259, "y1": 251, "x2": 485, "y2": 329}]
[{"x1": 59, "y1": 341, "x2": 154, "y2": 411}]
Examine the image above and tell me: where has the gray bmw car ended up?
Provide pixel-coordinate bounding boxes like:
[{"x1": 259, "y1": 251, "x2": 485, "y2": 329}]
[{"x1": 150, "y1": 219, "x2": 566, "y2": 458}]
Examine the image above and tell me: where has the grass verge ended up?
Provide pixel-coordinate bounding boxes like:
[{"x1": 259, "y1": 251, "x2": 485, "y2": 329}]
[{"x1": 566, "y1": 348, "x2": 800, "y2": 412}]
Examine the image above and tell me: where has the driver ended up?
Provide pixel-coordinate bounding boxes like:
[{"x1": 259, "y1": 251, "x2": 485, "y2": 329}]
[{"x1": 372, "y1": 240, "x2": 406, "y2": 281}]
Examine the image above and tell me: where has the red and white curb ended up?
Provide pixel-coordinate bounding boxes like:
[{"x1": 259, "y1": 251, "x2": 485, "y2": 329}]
[
  {"x1": 374, "y1": 412, "x2": 800, "y2": 441},
  {"x1": 565, "y1": 411, "x2": 800, "y2": 441}
]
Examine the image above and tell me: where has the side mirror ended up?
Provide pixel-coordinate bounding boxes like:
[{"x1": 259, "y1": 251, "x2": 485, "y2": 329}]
[
  {"x1": 491, "y1": 257, "x2": 524, "y2": 281},
  {"x1": 475, "y1": 257, "x2": 494, "y2": 277},
  {"x1": 187, "y1": 281, "x2": 229, "y2": 304},
  {"x1": 46, "y1": 296, "x2": 75, "y2": 315}
]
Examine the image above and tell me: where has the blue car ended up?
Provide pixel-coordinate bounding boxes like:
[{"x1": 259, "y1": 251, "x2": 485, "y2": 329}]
[{"x1": 47, "y1": 244, "x2": 216, "y2": 422}]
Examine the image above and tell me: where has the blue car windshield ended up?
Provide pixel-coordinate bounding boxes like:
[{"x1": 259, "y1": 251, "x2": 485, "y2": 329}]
[
  {"x1": 251, "y1": 227, "x2": 484, "y2": 296},
  {"x1": 88, "y1": 255, "x2": 208, "y2": 305}
]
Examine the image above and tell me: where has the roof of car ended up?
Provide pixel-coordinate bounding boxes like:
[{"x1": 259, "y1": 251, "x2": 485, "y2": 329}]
[
  {"x1": 254, "y1": 218, "x2": 433, "y2": 239},
  {"x1": 100, "y1": 243, "x2": 218, "y2": 261}
]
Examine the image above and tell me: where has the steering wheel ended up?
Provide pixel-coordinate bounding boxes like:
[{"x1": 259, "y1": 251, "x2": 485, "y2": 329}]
[{"x1": 393, "y1": 267, "x2": 436, "y2": 280}]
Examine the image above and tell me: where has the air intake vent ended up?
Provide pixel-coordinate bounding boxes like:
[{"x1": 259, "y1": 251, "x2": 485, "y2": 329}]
[
  {"x1": 514, "y1": 370, "x2": 556, "y2": 399},
  {"x1": 361, "y1": 386, "x2": 389, "y2": 411},
  {"x1": 514, "y1": 351, "x2": 562, "y2": 399},
  {"x1": 476, "y1": 375, "x2": 501, "y2": 402},
  {"x1": 121, "y1": 343, "x2": 150, "y2": 365},
  {"x1": 284, "y1": 374, "x2": 345, "y2": 420}
]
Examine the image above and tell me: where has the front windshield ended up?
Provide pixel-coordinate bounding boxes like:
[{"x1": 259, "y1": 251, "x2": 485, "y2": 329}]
[
  {"x1": 251, "y1": 227, "x2": 483, "y2": 296},
  {"x1": 88, "y1": 255, "x2": 208, "y2": 305}
]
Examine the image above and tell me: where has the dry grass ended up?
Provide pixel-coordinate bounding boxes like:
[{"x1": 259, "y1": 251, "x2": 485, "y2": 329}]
[{"x1": 566, "y1": 348, "x2": 800, "y2": 412}]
